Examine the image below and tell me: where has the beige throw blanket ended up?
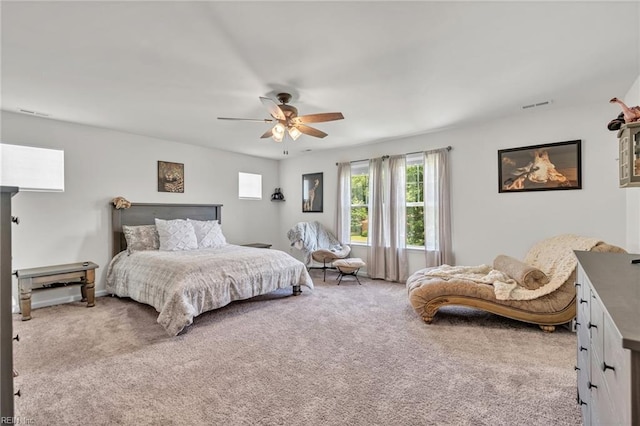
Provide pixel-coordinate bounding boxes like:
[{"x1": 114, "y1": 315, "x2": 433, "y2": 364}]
[{"x1": 422, "y1": 235, "x2": 601, "y2": 301}]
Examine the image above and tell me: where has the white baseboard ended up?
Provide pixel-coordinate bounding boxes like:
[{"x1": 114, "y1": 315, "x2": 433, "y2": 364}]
[{"x1": 12, "y1": 289, "x2": 109, "y2": 313}]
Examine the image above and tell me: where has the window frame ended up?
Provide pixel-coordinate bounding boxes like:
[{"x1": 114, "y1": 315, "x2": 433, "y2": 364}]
[
  {"x1": 405, "y1": 153, "x2": 425, "y2": 249},
  {"x1": 349, "y1": 161, "x2": 369, "y2": 245},
  {"x1": 238, "y1": 172, "x2": 262, "y2": 200}
]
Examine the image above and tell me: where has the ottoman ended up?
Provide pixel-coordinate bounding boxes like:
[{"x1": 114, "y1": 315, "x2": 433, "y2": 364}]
[{"x1": 332, "y1": 258, "x2": 366, "y2": 285}]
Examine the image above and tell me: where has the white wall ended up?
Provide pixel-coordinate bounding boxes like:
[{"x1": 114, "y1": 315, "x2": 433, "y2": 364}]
[
  {"x1": 3, "y1": 93, "x2": 634, "y2": 309},
  {"x1": 2, "y1": 111, "x2": 282, "y2": 309},
  {"x1": 279, "y1": 101, "x2": 627, "y2": 273}
]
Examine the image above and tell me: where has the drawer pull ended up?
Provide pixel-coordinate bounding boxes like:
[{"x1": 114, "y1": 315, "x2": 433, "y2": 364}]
[
  {"x1": 579, "y1": 298, "x2": 588, "y2": 304},
  {"x1": 588, "y1": 322, "x2": 597, "y2": 329},
  {"x1": 574, "y1": 282, "x2": 581, "y2": 287},
  {"x1": 575, "y1": 322, "x2": 581, "y2": 328},
  {"x1": 13, "y1": 334, "x2": 19, "y2": 342},
  {"x1": 579, "y1": 399, "x2": 587, "y2": 406},
  {"x1": 603, "y1": 362, "x2": 616, "y2": 372},
  {"x1": 574, "y1": 366, "x2": 580, "y2": 371},
  {"x1": 580, "y1": 346, "x2": 588, "y2": 352},
  {"x1": 14, "y1": 390, "x2": 21, "y2": 397},
  {"x1": 588, "y1": 382, "x2": 598, "y2": 389}
]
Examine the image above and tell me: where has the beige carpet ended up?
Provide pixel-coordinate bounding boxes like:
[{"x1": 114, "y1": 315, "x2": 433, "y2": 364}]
[{"x1": 12, "y1": 270, "x2": 580, "y2": 425}]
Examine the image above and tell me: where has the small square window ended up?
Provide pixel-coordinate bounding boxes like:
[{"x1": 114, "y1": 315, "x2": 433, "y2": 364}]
[{"x1": 238, "y1": 172, "x2": 262, "y2": 200}]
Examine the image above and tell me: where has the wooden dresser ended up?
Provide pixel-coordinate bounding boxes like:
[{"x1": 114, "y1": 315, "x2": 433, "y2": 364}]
[{"x1": 575, "y1": 251, "x2": 640, "y2": 425}]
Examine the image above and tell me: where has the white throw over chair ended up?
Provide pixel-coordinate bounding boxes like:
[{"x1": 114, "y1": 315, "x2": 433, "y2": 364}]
[{"x1": 287, "y1": 221, "x2": 351, "y2": 281}]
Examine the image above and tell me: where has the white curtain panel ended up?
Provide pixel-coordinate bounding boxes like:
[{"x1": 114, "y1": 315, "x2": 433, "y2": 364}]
[
  {"x1": 367, "y1": 157, "x2": 386, "y2": 279},
  {"x1": 386, "y1": 155, "x2": 408, "y2": 282},
  {"x1": 336, "y1": 162, "x2": 351, "y2": 244},
  {"x1": 367, "y1": 156, "x2": 408, "y2": 282},
  {"x1": 423, "y1": 148, "x2": 453, "y2": 267}
]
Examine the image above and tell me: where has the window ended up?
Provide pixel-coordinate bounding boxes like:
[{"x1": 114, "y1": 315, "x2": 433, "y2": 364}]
[
  {"x1": 348, "y1": 157, "x2": 425, "y2": 247},
  {"x1": 339, "y1": 150, "x2": 449, "y2": 258},
  {"x1": 405, "y1": 153, "x2": 424, "y2": 247},
  {"x1": 349, "y1": 161, "x2": 369, "y2": 244},
  {"x1": 238, "y1": 172, "x2": 262, "y2": 200}
]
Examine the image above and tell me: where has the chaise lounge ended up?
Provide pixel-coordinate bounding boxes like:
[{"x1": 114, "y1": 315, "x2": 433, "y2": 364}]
[{"x1": 406, "y1": 235, "x2": 625, "y2": 332}]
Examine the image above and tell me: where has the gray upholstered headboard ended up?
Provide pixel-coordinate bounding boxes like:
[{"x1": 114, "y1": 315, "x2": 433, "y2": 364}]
[{"x1": 112, "y1": 203, "x2": 223, "y2": 256}]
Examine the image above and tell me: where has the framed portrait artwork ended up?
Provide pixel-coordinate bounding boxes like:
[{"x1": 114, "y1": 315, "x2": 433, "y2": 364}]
[
  {"x1": 158, "y1": 161, "x2": 184, "y2": 193},
  {"x1": 302, "y1": 172, "x2": 323, "y2": 212},
  {"x1": 498, "y1": 140, "x2": 582, "y2": 193}
]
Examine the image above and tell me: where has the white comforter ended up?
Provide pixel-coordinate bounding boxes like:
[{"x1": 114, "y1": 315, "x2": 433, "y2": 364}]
[{"x1": 106, "y1": 244, "x2": 313, "y2": 335}]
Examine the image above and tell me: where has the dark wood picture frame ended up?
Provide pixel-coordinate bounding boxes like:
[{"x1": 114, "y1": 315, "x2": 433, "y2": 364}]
[
  {"x1": 302, "y1": 172, "x2": 323, "y2": 212},
  {"x1": 158, "y1": 161, "x2": 184, "y2": 193},
  {"x1": 498, "y1": 140, "x2": 582, "y2": 193}
]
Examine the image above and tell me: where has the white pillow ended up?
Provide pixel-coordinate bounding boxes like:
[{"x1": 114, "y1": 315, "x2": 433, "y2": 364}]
[
  {"x1": 187, "y1": 219, "x2": 226, "y2": 248},
  {"x1": 154, "y1": 218, "x2": 198, "y2": 251}
]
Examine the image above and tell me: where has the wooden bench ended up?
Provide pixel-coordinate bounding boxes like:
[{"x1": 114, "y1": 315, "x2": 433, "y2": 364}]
[{"x1": 15, "y1": 261, "x2": 99, "y2": 321}]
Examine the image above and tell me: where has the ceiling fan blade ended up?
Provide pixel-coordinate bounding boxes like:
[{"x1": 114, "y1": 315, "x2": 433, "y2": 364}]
[
  {"x1": 296, "y1": 124, "x2": 328, "y2": 139},
  {"x1": 218, "y1": 117, "x2": 273, "y2": 123},
  {"x1": 259, "y1": 97, "x2": 286, "y2": 120},
  {"x1": 293, "y1": 112, "x2": 344, "y2": 124},
  {"x1": 260, "y1": 129, "x2": 273, "y2": 139}
]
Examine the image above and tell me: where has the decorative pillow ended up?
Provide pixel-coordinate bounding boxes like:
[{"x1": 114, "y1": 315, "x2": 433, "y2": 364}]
[
  {"x1": 493, "y1": 254, "x2": 550, "y2": 290},
  {"x1": 122, "y1": 225, "x2": 159, "y2": 253},
  {"x1": 154, "y1": 218, "x2": 198, "y2": 251},
  {"x1": 187, "y1": 219, "x2": 226, "y2": 249}
]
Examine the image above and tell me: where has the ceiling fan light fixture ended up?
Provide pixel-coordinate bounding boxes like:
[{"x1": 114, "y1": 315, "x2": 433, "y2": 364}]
[
  {"x1": 272, "y1": 122, "x2": 285, "y2": 142},
  {"x1": 288, "y1": 126, "x2": 302, "y2": 141},
  {"x1": 219, "y1": 92, "x2": 343, "y2": 143},
  {"x1": 273, "y1": 122, "x2": 285, "y2": 135}
]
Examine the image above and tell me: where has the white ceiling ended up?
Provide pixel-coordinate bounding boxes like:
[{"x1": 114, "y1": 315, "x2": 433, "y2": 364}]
[{"x1": 2, "y1": 1, "x2": 639, "y2": 160}]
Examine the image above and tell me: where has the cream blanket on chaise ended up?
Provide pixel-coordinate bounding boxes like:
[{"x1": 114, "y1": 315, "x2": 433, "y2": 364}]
[{"x1": 414, "y1": 234, "x2": 601, "y2": 301}]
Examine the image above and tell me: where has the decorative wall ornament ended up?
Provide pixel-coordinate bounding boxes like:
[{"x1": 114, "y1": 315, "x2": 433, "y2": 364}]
[
  {"x1": 271, "y1": 188, "x2": 285, "y2": 201},
  {"x1": 158, "y1": 161, "x2": 184, "y2": 193},
  {"x1": 498, "y1": 140, "x2": 582, "y2": 193},
  {"x1": 302, "y1": 172, "x2": 323, "y2": 212},
  {"x1": 111, "y1": 196, "x2": 131, "y2": 209}
]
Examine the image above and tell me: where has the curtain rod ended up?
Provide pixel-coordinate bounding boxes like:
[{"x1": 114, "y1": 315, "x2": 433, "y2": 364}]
[{"x1": 336, "y1": 146, "x2": 452, "y2": 166}]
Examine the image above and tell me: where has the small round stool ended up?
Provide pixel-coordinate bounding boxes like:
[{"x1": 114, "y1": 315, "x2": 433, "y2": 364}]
[{"x1": 332, "y1": 258, "x2": 366, "y2": 285}]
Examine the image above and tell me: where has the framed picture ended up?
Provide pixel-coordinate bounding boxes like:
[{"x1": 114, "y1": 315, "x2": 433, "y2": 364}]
[
  {"x1": 158, "y1": 161, "x2": 184, "y2": 193},
  {"x1": 302, "y1": 172, "x2": 323, "y2": 212},
  {"x1": 498, "y1": 140, "x2": 581, "y2": 193}
]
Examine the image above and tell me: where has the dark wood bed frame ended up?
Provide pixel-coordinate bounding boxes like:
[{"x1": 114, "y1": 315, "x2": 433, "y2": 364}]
[{"x1": 112, "y1": 203, "x2": 222, "y2": 256}]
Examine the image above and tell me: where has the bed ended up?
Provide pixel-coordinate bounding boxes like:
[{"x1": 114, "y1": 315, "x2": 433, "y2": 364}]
[{"x1": 106, "y1": 203, "x2": 313, "y2": 335}]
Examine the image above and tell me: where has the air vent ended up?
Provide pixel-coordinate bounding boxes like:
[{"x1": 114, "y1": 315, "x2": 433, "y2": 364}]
[
  {"x1": 522, "y1": 100, "x2": 553, "y2": 110},
  {"x1": 17, "y1": 108, "x2": 50, "y2": 117}
]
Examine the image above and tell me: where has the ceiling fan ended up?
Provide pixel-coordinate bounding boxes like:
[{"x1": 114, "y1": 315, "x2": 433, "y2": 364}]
[{"x1": 218, "y1": 93, "x2": 344, "y2": 142}]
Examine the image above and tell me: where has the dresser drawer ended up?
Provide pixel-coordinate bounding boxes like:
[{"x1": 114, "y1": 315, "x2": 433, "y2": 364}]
[
  {"x1": 589, "y1": 291, "x2": 604, "y2": 362},
  {"x1": 601, "y1": 313, "x2": 631, "y2": 425},
  {"x1": 577, "y1": 356, "x2": 590, "y2": 407},
  {"x1": 576, "y1": 270, "x2": 590, "y2": 318},
  {"x1": 577, "y1": 324, "x2": 590, "y2": 369},
  {"x1": 590, "y1": 382, "x2": 616, "y2": 426}
]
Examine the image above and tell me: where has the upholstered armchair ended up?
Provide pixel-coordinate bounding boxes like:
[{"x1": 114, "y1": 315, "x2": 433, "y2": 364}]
[{"x1": 287, "y1": 221, "x2": 351, "y2": 281}]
